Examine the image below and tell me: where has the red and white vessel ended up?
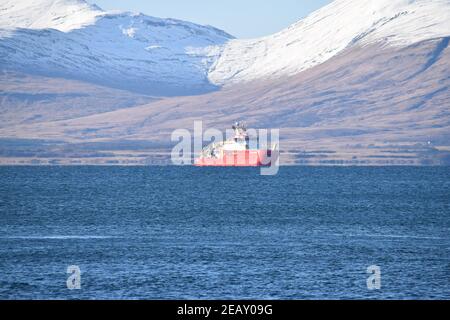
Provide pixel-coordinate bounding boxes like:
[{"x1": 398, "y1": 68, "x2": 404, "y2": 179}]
[{"x1": 195, "y1": 122, "x2": 276, "y2": 167}]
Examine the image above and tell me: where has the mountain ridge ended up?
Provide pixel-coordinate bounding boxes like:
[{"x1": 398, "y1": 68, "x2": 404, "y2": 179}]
[
  {"x1": 208, "y1": 0, "x2": 450, "y2": 85},
  {"x1": 0, "y1": 0, "x2": 102, "y2": 31},
  {"x1": 1, "y1": 0, "x2": 449, "y2": 93},
  {"x1": 0, "y1": 0, "x2": 233, "y2": 95}
]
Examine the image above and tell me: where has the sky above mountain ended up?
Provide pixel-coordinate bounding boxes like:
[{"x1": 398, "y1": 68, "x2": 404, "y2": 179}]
[{"x1": 89, "y1": 0, "x2": 332, "y2": 38}]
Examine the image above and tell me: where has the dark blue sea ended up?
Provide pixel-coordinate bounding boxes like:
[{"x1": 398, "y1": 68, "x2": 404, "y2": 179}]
[{"x1": 0, "y1": 166, "x2": 449, "y2": 300}]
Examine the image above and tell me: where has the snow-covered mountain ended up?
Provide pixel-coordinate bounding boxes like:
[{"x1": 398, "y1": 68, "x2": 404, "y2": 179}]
[
  {"x1": 0, "y1": 0, "x2": 102, "y2": 31},
  {"x1": 0, "y1": 0, "x2": 449, "y2": 94},
  {"x1": 1, "y1": 0, "x2": 450, "y2": 165},
  {"x1": 209, "y1": 0, "x2": 450, "y2": 85},
  {"x1": 0, "y1": 0, "x2": 233, "y2": 95}
]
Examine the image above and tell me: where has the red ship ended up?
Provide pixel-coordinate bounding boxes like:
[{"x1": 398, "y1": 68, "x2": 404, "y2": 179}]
[{"x1": 195, "y1": 122, "x2": 275, "y2": 167}]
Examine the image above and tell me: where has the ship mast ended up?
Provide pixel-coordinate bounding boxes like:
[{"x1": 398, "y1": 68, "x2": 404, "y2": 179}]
[{"x1": 232, "y1": 121, "x2": 248, "y2": 142}]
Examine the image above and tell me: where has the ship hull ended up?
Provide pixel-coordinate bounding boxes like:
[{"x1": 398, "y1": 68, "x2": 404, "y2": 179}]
[{"x1": 195, "y1": 150, "x2": 273, "y2": 167}]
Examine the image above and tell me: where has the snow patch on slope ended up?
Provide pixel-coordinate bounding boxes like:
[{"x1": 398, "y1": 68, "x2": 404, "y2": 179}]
[
  {"x1": 208, "y1": 0, "x2": 450, "y2": 86},
  {"x1": 0, "y1": 0, "x2": 102, "y2": 32}
]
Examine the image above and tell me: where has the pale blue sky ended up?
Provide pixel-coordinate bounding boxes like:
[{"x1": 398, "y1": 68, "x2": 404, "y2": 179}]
[{"x1": 89, "y1": 0, "x2": 332, "y2": 38}]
